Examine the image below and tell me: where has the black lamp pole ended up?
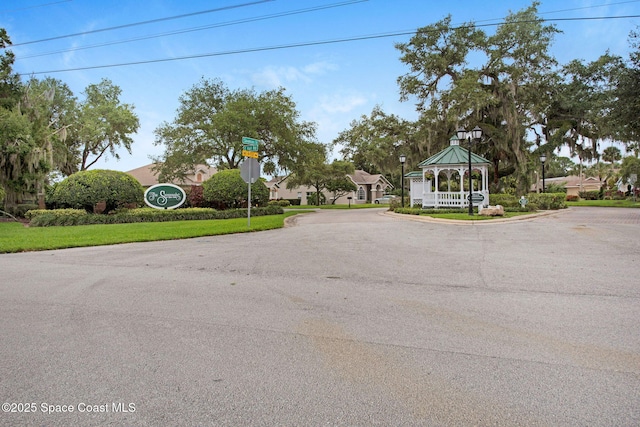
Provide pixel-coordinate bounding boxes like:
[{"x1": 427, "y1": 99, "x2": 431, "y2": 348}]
[
  {"x1": 399, "y1": 154, "x2": 406, "y2": 208},
  {"x1": 540, "y1": 154, "x2": 547, "y2": 193},
  {"x1": 457, "y1": 126, "x2": 483, "y2": 216}
]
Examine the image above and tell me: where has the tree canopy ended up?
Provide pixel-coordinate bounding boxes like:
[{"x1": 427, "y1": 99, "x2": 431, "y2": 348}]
[
  {"x1": 1, "y1": 29, "x2": 139, "y2": 208},
  {"x1": 153, "y1": 78, "x2": 322, "y2": 182}
]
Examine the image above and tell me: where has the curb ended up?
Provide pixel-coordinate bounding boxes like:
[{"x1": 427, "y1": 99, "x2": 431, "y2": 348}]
[{"x1": 382, "y1": 208, "x2": 568, "y2": 225}]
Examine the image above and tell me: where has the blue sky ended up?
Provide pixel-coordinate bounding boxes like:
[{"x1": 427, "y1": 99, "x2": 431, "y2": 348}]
[{"x1": 2, "y1": 0, "x2": 639, "y2": 173}]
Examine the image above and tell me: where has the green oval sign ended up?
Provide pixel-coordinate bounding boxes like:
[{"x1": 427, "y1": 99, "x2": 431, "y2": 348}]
[{"x1": 144, "y1": 184, "x2": 186, "y2": 209}]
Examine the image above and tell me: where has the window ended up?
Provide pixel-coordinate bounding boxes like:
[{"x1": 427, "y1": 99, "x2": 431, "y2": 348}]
[{"x1": 357, "y1": 187, "x2": 365, "y2": 200}]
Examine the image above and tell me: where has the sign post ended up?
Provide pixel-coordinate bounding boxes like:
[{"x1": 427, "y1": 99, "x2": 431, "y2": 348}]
[{"x1": 240, "y1": 137, "x2": 260, "y2": 227}]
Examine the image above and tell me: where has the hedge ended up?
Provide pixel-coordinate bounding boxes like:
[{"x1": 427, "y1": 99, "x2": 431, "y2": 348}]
[
  {"x1": 50, "y1": 169, "x2": 144, "y2": 213},
  {"x1": 27, "y1": 205, "x2": 284, "y2": 227}
]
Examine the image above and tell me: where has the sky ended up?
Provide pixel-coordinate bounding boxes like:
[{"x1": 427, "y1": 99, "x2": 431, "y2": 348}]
[{"x1": 1, "y1": 0, "x2": 639, "y2": 174}]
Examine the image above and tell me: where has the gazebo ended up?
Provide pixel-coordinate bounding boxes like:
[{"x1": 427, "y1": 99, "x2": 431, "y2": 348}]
[{"x1": 406, "y1": 135, "x2": 491, "y2": 208}]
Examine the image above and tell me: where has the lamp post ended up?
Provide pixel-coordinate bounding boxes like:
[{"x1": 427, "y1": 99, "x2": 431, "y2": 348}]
[
  {"x1": 539, "y1": 154, "x2": 547, "y2": 193},
  {"x1": 457, "y1": 126, "x2": 483, "y2": 216},
  {"x1": 399, "y1": 154, "x2": 406, "y2": 208}
]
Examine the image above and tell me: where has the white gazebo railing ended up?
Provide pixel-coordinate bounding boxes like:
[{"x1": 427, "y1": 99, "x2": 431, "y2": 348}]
[{"x1": 406, "y1": 137, "x2": 491, "y2": 209}]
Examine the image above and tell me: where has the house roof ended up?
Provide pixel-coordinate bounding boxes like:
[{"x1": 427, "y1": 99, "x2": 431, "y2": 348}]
[
  {"x1": 126, "y1": 163, "x2": 217, "y2": 187},
  {"x1": 349, "y1": 170, "x2": 392, "y2": 187},
  {"x1": 265, "y1": 170, "x2": 393, "y2": 189},
  {"x1": 533, "y1": 175, "x2": 602, "y2": 189},
  {"x1": 417, "y1": 138, "x2": 491, "y2": 167}
]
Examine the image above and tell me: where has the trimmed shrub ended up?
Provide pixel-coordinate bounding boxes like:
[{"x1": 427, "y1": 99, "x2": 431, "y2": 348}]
[
  {"x1": 268, "y1": 199, "x2": 291, "y2": 207},
  {"x1": 489, "y1": 194, "x2": 519, "y2": 208},
  {"x1": 566, "y1": 194, "x2": 579, "y2": 202},
  {"x1": 202, "y1": 169, "x2": 269, "y2": 209},
  {"x1": 578, "y1": 190, "x2": 600, "y2": 200},
  {"x1": 6, "y1": 204, "x2": 39, "y2": 218},
  {"x1": 28, "y1": 205, "x2": 284, "y2": 227},
  {"x1": 527, "y1": 192, "x2": 566, "y2": 210},
  {"x1": 51, "y1": 170, "x2": 144, "y2": 213}
]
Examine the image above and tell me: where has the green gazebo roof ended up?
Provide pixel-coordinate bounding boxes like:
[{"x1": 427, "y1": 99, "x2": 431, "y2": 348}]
[{"x1": 417, "y1": 136, "x2": 490, "y2": 167}]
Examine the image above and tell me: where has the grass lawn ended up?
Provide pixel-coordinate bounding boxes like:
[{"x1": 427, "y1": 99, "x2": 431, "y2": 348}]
[
  {"x1": 0, "y1": 212, "x2": 303, "y2": 253},
  {"x1": 566, "y1": 199, "x2": 640, "y2": 208}
]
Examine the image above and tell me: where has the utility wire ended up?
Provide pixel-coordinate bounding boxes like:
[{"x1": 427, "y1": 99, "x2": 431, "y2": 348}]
[
  {"x1": 17, "y1": 14, "x2": 640, "y2": 77},
  {"x1": 8, "y1": 0, "x2": 634, "y2": 57},
  {"x1": 16, "y1": 0, "x2": 368, "y2": 60},
  {"x1": 9, "y1": 0, "x2": 274, "y2": 46}
]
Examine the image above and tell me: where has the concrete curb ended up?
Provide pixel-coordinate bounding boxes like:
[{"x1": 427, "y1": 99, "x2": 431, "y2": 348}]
[{"x1": 382, "y1": 207, "x2": 568, "y2": 225}]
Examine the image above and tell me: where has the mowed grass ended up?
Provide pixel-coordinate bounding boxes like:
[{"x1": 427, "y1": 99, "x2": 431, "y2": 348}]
[{"x1": 0, "y1": 212, "x2": 302, "y2": 253}]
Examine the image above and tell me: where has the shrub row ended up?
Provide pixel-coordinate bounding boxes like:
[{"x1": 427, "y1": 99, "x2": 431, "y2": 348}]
[
  {"x1": 526, "y1": 193, "x2": 566, "y2": 210},
  {"x1": 27, "y1": 205, "x2": 284, "y2": 227}
]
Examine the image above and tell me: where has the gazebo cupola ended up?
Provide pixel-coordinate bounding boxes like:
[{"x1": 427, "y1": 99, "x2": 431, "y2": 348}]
[{"x1": 405, "y1": 135, "x2": 491, "y2": 208}]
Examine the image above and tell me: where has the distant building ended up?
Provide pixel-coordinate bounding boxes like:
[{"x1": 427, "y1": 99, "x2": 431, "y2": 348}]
[
  {"x1": 126, "y1": 163, "x2": 217, "y2": 188},
  {"x1": 532, "y1": 175, "x2": 603, "y2": 196},
  {"x1": 266, "y1": 170, "x2": 393, "y2": 205}
]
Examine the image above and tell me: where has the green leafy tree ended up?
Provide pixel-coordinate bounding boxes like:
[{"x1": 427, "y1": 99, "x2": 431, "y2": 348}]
[
  {"x1": 332, "y1": 105, "x2": 416, "y2": 187},
  {"x1": 154, "y1": 78, "x2": 319, "y2": 180},
  {"x1": 325, "y1": 161, "x2": 357, "y2": 204},
  {"x1": 611, "y1": 27, "x2": 640, "y2": 147},
  {"x1": 202, "y1": 169, "x2": 268, "y2": 209},
  {"x1": 70, "y1": 79, "x2": 139, "y2": 171},
  {"x1": 395, "y1": 2, "x2": 560, "y2": 193},
  {"x1": 620, "y1": 156, "x2": 640, "y2": 184},
  {"x1": 51, "y1": 169, "x2": 144, "y2": 213}
]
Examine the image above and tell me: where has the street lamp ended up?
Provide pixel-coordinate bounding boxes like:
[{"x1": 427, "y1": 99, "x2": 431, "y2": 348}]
[
  {"x1": 539, "y1": 154, "x2": 547, "y2": 193},
  {"x1": 457, "y1": 126, "x2": 483, "y2": 216},
  {"x1": 399, "y1": 154, "x2": 406, "y2": 208}
]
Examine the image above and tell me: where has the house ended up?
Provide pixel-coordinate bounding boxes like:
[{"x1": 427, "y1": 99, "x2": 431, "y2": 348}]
[
  {"x1": 533, "y1": 175, "x2": 603, "y2": 196},
  {"x1": 266, "y1": 170, "x2": 393, "y2": 205},
  {"x1": 406, "y1": 135, "x2": 491, "y2": 208},
  {"x1": 126, "y1": 163, "x2": 217, "y2": 188}
]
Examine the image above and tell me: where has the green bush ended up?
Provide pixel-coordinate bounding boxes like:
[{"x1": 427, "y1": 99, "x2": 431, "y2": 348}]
[
  {"x1": 489, "y1": 194, "x2": 519, "y2": 207},
  {"x1": 51, "y1": 170, "x2": 144, "y2": 213},
  {"x1": 268, "y1": 199, "x2": 291, "y2": 207},
  {"x1": 527, "y1": 193, "x2": 566, "y2": 210},
  {"x1": 0, "y1": 186, "x2": 5, "y2": 206},
  {"x1": 202, "y1": 169, "x2": 269, "y2": 209},
  {"x1": 6, "y1": 204, "x2": 39, "y2": 218},
  {"x1": 578, "y1": 190, "x2": 600, "y2": 200},
  {"x1": 28, "y1": 206, "x2": 284, "y2": 227}
]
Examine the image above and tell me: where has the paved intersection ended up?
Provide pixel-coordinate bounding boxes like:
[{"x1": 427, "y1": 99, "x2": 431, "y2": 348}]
[{"x1": 1, "y1": 207, "x2": 638, "y2": 426}]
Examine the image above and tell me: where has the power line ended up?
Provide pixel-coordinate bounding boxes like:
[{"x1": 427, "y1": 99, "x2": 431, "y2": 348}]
[
  {"x1": 16, "y1": 14, "x2": 640, "y2": 77},
  {"x1": 16, "y1": 0, "x2": 368, "y2": 60},
  {"x1": 8, "y1": 0, "x2": 634, "y2": 59},
  {"x1": 0, "y1": 0, "x2": 72, "y2": 14},
  {"x1": 9, "y1": 0, "x2": 274, "y2": 47}
]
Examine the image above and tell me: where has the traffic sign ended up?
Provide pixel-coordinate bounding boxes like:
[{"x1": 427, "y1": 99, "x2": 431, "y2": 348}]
[
  {"x1": 242, "y1": 149, "x2": 258, "y2": 159},
  {"x1": 242, "y1": 137, "x2": 259, "y2": 151},
  {"x1": 240, "y1": 158, "x2": 260, "y2": 184}
]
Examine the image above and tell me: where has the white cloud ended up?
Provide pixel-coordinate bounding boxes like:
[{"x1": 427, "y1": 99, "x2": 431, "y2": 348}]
[
  {"x1": 251, "y1": 60, "x2": 337, "y2": 88},
  {"x1": 317, "y1": 92, "x2": 368, "y2": 114}
]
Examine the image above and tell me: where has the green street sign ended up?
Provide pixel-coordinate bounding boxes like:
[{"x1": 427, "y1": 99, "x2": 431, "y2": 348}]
[
  {"x1": 242, "y1": 136, "x2": 259, "y2": 152},
  {"x1": 144, "y1": 184, "x2": 186, "y2": 209}
]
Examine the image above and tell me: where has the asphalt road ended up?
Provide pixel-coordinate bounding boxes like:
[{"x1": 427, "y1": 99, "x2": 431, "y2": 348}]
[{"x1": 1, "y1": 207, "x2": 639, "y2": 426}]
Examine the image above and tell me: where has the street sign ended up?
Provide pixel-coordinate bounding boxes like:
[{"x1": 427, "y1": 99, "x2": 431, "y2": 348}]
[
  {"x1": 240, "y1": 158, "x2": 260, "y2": 184},
  {"x1": 144, "y1": 184, "x2": 186, "y2": 209},
  {"x1": 242, "y1": 149, "x2": 258, "y2": 159},
  {"x1": 467, "y1": 193, "x2": 485, "y2": 204},
  {"x1": 242, "y1": 137, "x2": 259, "y2": 151}
]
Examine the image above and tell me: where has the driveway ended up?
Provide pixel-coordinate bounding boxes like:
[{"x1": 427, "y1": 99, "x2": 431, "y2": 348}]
[{"x1": 1, "y1": 207, "x2": 638, "y2": 426}]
